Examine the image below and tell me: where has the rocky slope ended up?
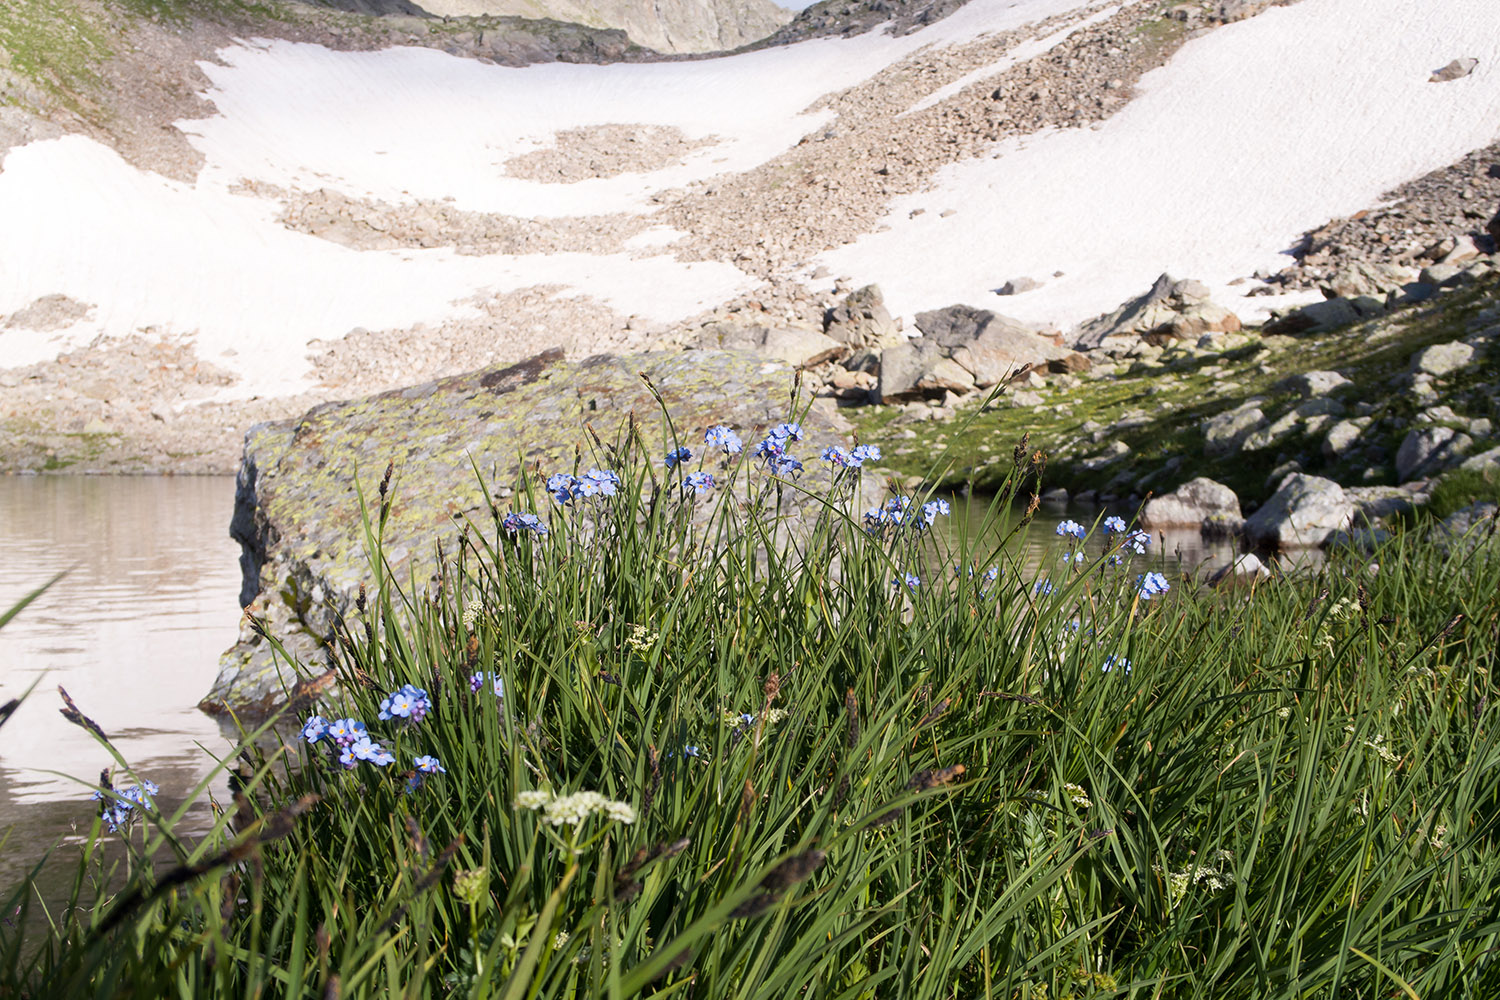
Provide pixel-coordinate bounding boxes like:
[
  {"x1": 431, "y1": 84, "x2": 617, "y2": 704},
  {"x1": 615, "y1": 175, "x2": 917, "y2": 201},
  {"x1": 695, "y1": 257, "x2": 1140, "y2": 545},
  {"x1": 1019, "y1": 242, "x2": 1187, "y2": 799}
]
[{"x1": 409, "y1": 0, "x2": 791, "y2": 54}]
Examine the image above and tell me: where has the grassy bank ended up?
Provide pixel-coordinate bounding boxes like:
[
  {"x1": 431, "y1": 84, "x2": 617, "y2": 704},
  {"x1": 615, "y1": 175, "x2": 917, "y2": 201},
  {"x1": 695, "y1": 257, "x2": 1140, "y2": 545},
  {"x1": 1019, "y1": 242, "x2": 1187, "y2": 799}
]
[
  {"x1": 3, "y1": 406, "x2": 1499, "y2": 998},
  {"x1": 850, "y1": 275, "x2": 1500, "y2": 505}
]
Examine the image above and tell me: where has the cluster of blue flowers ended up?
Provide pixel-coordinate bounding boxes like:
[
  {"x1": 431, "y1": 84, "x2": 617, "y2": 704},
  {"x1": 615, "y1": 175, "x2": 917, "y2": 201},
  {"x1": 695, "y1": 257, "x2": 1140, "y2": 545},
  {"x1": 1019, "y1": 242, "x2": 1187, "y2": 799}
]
[
  {"x1": 1103, "y1": 517, "x2": 1151, "y2": 555},
  {"x1": 501, "y1": 511, "x2": 547, "y2": 536},
  {"x1": 1056, "y1": 519, "x2": 1086, "y2": 540},
  {"x1": 547, "y1": 469, "x2": 621, "y2": 503},
  {"x1": 303, "y1": 716, "x2": 397, "y2": 769},
  {"x1": 663, "y1": 447, "x2": 692, "y2": 469},
  {"x1": 683, "y1": 471, "x2": 715, "y2": 494},
  {"x1": 704, "y1": 425, "x2": 743, "y2": 454},
  {"x1": 1102, "y1": 654, "x2": 1133, "y2": 674},
  {"x1": 753, "y1": 423, "x2": 805, "y2": 477},
  {"x1": 409, "y1": 754, "x2": 447, "y2": 791},
  {"x1": 302, "y1": 698, "x2": 445, "y2": 780},
  {"x1": 92, "y1": 779, "x2": 159, "y2": 833},
  {"x1": 470, "y1": 671, "x2": 505, "y2": 697},
  {"x1": 893, "y1": 572, "x2": 921, "y2": 591},
  {"x1": 820, "y1": 443, "x2": 881, "y2": 469},
  {"x1": 864, "y1": 495, "x2": 951, "y2": 532},
  {"x1": 1137, "y1": 572, "x2": 1171, "y2": 600},
  {"x1": 378, "y1": 683, "x2": 431, "y2": 723}
]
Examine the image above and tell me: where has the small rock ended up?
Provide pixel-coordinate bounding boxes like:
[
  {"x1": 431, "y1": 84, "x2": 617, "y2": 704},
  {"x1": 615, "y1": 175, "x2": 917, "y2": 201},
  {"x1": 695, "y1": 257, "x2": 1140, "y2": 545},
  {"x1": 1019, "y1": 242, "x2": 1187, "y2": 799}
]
[
  {"x1": 1429, "y1": 57, "x2": 1478, "y2": 83},
  {"x1": 1419, "y1": 263, "x2": 1464, "y2": 287},
  {"x1": 1201, "y1": 401, "x2": 1267, "y2": 457},
  {"x1": 1460, "y1": 445, "x2": 1500, "y2": 472},
  {"x1": 998, "y1": 276, "x2": 1041, "y2": 295},
  {"x1": 1266, "y1": 298, "x2": 1361, "y2": 334},
  {"x1": 1344, "y1": 485, "x2": 1419, "y2": 522},
  {"x1": 1277, "y1": 370, "x2": 1350, "y2": 397},
  {"x1": 1208, "y1": 552, "x2": 1270, "y2": 586},
  {"x1": 1395, "y1": 426, "x2": 1472, "y2": 481},
  {"x1": 1040, "y1": 486, "x2": 1069, "y2": 505},
  {"x1": 1410, "y1": 341, "x2": 1474, "y2": 377},
  {"x1": 1322, "y1": 419, "x2": 1367, "y2": 459},
  {"x1": 1047, "y1": 352, "x2": 1092, "y2": 375},
  {"x1": 1079, "y1": 441, "x2": 1131, "y2": 470}
]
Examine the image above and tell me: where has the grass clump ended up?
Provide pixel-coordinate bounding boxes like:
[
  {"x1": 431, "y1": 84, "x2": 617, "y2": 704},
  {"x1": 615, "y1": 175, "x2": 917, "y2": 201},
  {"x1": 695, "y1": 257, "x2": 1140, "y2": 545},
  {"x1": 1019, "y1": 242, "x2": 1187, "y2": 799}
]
[{"x1": 4, "y1": 403, "x2": 1500, "y2": 998}]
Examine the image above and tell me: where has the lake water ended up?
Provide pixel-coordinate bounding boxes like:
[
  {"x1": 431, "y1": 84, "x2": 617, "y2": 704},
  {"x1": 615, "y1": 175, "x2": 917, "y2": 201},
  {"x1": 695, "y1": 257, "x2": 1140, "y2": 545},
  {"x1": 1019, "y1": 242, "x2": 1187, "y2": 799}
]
[
  {"x1": 0, "y1": 476, "x2": 242, "y2": 891},
  {"x1": 0, "y1": 476, "x2": 1246, "y2": 898}
]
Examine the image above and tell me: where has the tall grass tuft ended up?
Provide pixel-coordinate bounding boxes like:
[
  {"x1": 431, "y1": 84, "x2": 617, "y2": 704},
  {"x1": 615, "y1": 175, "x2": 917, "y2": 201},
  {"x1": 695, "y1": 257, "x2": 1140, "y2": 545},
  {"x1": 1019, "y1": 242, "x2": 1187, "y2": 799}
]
[{"x1": 3, "y1": 409, "x2": 1499, "y2": 999}]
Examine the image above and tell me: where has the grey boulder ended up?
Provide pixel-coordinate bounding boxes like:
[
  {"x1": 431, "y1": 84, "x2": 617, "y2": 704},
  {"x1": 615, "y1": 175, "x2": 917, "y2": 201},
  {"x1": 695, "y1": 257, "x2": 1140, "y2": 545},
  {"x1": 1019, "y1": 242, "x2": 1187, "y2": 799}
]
[
  {"x1": 1141, "y1": 477, "x2": 1243, "y2": 535},
  {"x1": 1243, "y1": 474, "x2": 1355, "y2": 549},
  {"x1": 1395, "y1": 427, "x2": 1472, "y2": 481}
]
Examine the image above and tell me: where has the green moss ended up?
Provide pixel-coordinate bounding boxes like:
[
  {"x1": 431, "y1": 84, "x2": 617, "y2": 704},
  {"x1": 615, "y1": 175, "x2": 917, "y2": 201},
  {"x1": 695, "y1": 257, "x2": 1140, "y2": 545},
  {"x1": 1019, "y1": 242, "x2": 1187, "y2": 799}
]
[
  {"x1": 0, "y1": 0, "x2": 111, "y2": 114},
  {"x1": 1428, "y1": 467, "x2": 1500, "y2": 521}
]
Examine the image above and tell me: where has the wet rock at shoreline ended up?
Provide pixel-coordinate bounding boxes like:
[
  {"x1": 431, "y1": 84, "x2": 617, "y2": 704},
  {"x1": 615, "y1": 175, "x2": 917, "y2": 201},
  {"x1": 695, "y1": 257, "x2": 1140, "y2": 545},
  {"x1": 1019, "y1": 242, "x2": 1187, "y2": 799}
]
[
  {"x1": 1243, "y1": 473, "x2": 1355, "y2": 549},
  {"x1": 1141, "y1": 477, "x2": 1243, "y2": 536}
]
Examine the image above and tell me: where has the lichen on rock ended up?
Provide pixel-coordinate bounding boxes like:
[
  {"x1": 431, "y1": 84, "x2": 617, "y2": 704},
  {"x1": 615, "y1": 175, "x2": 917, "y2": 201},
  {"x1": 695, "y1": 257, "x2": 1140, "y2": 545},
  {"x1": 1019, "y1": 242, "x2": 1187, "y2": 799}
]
[{"x1": 203, "y1": 348, "x2": 874, "y2": 718}]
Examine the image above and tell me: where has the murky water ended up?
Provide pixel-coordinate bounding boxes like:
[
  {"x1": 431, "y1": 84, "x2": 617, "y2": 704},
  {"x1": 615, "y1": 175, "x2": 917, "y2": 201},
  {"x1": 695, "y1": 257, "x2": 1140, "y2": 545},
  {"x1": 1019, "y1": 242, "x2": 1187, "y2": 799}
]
[{"x1": 0, "y1": 476, "x2": 242, "y2": 892}]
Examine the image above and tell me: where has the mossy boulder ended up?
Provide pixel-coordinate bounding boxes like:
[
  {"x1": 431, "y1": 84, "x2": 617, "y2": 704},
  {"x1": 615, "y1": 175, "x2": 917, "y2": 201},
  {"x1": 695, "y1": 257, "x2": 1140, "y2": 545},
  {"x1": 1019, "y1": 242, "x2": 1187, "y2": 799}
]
[{"x1": 203, "y1": 348, "x2": 870, "y2": 719}]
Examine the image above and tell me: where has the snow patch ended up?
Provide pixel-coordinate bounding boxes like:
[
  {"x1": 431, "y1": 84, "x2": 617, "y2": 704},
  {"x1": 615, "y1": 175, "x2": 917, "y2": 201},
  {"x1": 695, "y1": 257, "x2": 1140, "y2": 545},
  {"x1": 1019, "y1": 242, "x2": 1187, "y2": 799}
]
[{"x1": 821, "y1": 0, "x2": 1500, "y2": 330}]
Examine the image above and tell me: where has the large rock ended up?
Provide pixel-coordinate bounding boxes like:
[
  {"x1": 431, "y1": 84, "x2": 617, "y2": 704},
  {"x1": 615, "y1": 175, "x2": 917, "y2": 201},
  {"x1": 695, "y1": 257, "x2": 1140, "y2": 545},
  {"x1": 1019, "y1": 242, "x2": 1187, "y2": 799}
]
[
  {"x1": 1395, "y1": 426, "x2": 1472, "y2": 481},
  {"x1": 206, "y1": 349, "x2": 869, "y2": 719},
  {"x1": 1317, "y1": 262, "x2": 1415, "y2": 300},
  {"x1": 1075, "y1": 273, "x2": 1241, "y2": 350},
  {"x1": 1243, "y1": 474, "x2": 1355, "y2": 549},
  {"x1": 693, "y1": 321, "x2": 845, "y2": 368},
  {"x1": 911, "y1": 305, "x2": 1065, "y2": 387},
  {"x1": 413, "y1": 0, "x2": 791, "y2": 53},
  {"x1": 1265, "y1": 297, "x2": 1363, "y2": 335},
  {"x1": 1141, "y1": 477, "x2": 1243, "y2": 536},
  {"x1": 824, "y1": 284, "x2": 902, "y2": 348},
  {"x1": 875, "y1": 340, "x2": 975, "y2": 402}
]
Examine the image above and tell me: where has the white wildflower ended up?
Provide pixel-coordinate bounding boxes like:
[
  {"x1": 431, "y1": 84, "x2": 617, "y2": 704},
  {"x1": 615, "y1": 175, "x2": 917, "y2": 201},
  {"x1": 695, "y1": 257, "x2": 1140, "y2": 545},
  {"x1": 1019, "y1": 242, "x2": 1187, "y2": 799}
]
[
  {"x1": 1276, "y1": 707, "x2": 1292, "y2": 720},
  {"x1": 625, "y1": 623, "x2": 658, "y2": 653},
  {"x1": 601, "y1": 800, "x2": 636, "y2": 825},
  {"x1": 462, "y1": 601, "x2": 483, "y2": 631},
  {"x1": 1064, "y1": 783, "x2": 1092, "y2": 809},
  {"x1": 537, "y1": 789, "x2": 636, "y2": 827},
  {"x1": 1329, "y1": 597, "x2": 1359, "y2": 624},
  {"x1": 515, "y1": 789, "x2": 553, "y2": 811}
]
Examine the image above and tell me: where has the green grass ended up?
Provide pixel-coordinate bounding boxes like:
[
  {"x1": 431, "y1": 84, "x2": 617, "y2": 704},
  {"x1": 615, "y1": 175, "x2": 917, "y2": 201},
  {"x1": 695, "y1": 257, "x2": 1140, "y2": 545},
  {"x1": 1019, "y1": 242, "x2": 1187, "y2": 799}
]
[
  {"x1": 0, "y1": 0, "x2": 111, "y2": 114},
  {"x1": 4, "y1": 394, "x2": 1500, "y2": 998},
  {"x1": 853, "y1": 275, "x2": 1500, "y2": 503}
]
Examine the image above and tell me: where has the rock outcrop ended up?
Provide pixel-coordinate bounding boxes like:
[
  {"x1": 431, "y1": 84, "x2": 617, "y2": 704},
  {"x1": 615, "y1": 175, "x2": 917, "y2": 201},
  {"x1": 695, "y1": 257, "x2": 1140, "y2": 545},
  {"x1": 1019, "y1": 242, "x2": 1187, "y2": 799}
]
[
  {"x1": 206, "y1": 349, "x2": 870, "y2": 718},
  {"x1": 411, "y1": 0, "x2": 791, "y2": 53},
  {"x1": 1075, "y1": 274, "x2": 1241, "y2": 351},
  {"x1": 908, "y1": 305, "x2": 1067, "y2": 389}
]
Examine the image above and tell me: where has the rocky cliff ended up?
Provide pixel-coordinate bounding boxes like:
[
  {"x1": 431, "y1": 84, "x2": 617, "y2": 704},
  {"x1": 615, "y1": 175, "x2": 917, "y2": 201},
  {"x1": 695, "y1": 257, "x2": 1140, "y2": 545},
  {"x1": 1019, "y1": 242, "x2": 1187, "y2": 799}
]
[{"x1": 410, "y1": 0, "x2": 791, "y2": 53}]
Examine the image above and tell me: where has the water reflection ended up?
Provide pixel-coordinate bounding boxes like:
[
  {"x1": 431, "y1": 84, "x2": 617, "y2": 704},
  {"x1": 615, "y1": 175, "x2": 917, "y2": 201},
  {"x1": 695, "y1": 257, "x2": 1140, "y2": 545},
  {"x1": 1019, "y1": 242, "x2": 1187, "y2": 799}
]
[
  {"x1": 937, "y1": 494, "x2": 1253, "y2": 582},
  {"x1": 0, "y1": 476, "x2": 242, "y2": 889}
]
